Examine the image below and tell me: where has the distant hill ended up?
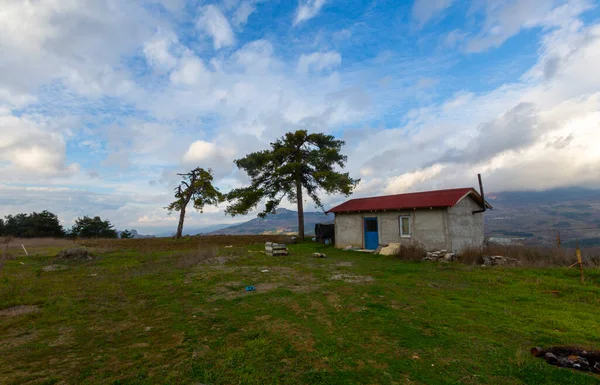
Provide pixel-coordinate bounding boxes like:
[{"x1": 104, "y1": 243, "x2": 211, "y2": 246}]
[
  {"x1": 485, "y1": 187, "x2": 600, "y2": 246},
  {"x1": 209, "y1": 208, "x2": 332, "y2": 235},
  {"x1": 154, "y1": 222, "x2": 245, "y2": 237}
]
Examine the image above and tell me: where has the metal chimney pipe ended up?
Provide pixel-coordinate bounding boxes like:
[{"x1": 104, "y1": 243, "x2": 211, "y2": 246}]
[{"x1": 472, "y1": 174, "x2": 487, "y2": 215}]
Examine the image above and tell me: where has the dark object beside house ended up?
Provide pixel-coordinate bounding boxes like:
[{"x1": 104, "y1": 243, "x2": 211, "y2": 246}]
[{"x1": 315, "y1": 223, "x2": 335, "y2": 243}]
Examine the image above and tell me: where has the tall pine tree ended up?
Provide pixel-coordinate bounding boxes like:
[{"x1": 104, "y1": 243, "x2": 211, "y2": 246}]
[{"x1": 226, "y1": 130, "x2": 359, "y2": 240}]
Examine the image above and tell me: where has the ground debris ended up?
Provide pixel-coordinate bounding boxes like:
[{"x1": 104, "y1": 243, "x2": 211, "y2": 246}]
[
  {"x1": 532, "y1": 346, "x2": 600, "y2": 373},
  {"x1": 422, "y1": 250, "x2": 457, "y2": 262},
  {"x1": 482, "y1": 255, "x2": 521, "y2": 267},
  {"x1": 56, "y1": 248, "x2": 95, "y2": 262}
]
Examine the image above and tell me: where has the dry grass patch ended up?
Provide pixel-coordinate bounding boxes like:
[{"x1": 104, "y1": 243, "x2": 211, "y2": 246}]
[{"x1": 459, "y1": 244, "x2": 597, "y2": 267}]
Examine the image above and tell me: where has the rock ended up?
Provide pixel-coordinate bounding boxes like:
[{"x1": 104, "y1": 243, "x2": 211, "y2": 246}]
[
  {"x1": 421, "y1": 250, "x2": 457, "y2": 262},
  {"x1": 545, "y1": 352, "x2": 558, "y2": 364},
  {"x1": 482, "y1": 255, "x2": 521, "y2": 267},
  {"x1": 531, "y1": 347, "x2": 544, "y2": 357},
  {"x1": 379, "y1": 243, "x2": 401, "y2": 256},
  {"x1": 55, "y1": 248, "x2": 94, "y2": 262}
]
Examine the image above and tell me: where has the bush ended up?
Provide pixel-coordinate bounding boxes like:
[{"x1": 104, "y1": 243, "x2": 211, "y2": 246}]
[{"x1": 395, "y1": 244, "x2": 427, "y2": 261}]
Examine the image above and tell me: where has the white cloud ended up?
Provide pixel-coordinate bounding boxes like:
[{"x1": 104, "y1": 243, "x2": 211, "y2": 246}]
[
  {"x1": 294, "y1": 0, "x2": 327, "y2": 26},
  {"x1": 384, "y1": 165, "x2": 445, "y2": 194},
  {"x1": 0, "y1": 0, "x2": 154, "y2": 98},
  {"x1": 197, "y1": 5, "x2": 235, "y2": 50},
  {"x1": 413, "y1": 0, "x2": 455, "y2": 27},
  {"x1": 0, "y1": 114, "x2": 77, "y2": 176},
  {"x1": 297, "y1": 51, "x2": 342, "y2": 73},
  {"x1": 170, "y1": 52, "x2": 212, "y2": 87},
  {"x1": 233, "y1": 1, "x2": 256, "y2": 27},
  {"x1": 182, "y1": 140, "x2": 237, "y2": 170},
  {"x1": 465, "y1": 0, "x2": 595, "y2": 53},
  {"x1": 144, "y1": 30, "x2": 178, "y2": 73}
]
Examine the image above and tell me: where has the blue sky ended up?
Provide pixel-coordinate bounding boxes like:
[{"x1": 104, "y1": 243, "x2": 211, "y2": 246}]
[{"x1": 1, "y1": 0, "x2": 600, "y2": 234}]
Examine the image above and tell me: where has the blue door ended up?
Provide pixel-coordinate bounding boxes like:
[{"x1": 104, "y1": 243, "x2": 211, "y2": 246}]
[{"x1": 364, "y1": 217, "x2": 378, "y2": 250}]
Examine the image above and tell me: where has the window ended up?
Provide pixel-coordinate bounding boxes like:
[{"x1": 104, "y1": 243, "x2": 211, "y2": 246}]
[
  {"x1": 365, "y1": 218, "x2": 378, "y2": 232},
  {"x1": 399, "y1": 216, "x2": 411, "y2": 237}
]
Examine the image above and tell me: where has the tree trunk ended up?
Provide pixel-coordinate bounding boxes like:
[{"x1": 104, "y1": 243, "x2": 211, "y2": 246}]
[
  {"x1": 176, "y1": 193, "x2": 192, "y2": 240},
  {"x1": 176, "y1": 205, "x2": 186, "y2": 239},
  {"x1": 296, "y1": 177, "x2": 305, "y2": 241}
]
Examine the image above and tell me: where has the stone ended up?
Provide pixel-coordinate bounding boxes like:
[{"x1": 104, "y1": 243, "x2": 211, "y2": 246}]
[
  {"x1": 482, "y1": 255, "x2": 521, "y2": 267},
  {"x1": 55, "y1": 248, "x2": 94, "y2": 262},
  {"x1": 379, "y1": 243, "x2": 401, "y2": 256}
]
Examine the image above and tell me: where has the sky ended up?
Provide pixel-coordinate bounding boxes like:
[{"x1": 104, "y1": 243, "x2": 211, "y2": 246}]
[{"x1": 1, "y1": 0, "x2": 600, "y2": 235}]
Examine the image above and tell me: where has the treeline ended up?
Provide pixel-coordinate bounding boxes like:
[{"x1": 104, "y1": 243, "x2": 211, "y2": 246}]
[{"x1": 0, "y1": 211, "x2": 133, "y2": 239}]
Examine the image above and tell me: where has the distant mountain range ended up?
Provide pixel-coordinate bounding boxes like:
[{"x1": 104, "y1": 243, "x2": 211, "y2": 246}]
[
  {"x1": 208, "y1": 208, "x2": 332, "y2": 235},
  {"x1": 485, "y1": 187, "x2": 600, "y2": 247}
]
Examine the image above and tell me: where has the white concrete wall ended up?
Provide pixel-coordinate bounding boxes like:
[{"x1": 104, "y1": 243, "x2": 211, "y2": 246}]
[
  {"x1": 334, "y1": 213, "x2": 364, "y2": 249},
  {"x1": 334, "y1": 209, "x2": 450, "y2": 250},
  {"x1": 447, "y1": 195, "x2": 485, "y2": 252}
]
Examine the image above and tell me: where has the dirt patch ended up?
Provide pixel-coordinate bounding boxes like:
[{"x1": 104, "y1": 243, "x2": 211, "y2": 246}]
[
  {"x1": 329, "y1": 274, "x2": 374, "y2": 283},
  {"x1": 0, "y1": 305, "x2": 39, "y2": 317},
  {"x1": 335, "y1": 261, "x2": 354, "y2": 267},
  {"x1": 42, "y1": 264, "x2": 69, "y2": 272},
  {"x1": 210, "y1": 282, "x2": 282, "y2": 301}
]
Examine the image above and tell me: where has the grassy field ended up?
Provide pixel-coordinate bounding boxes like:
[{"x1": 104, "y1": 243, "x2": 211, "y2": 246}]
[{"x1": 1, "y1": 237, "x2": 600, "y2": 385}]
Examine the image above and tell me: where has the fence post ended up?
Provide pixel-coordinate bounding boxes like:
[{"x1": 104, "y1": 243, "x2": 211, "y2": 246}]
[{"x1": 576, "y1": 240, "x2": 584, "y2": 284}]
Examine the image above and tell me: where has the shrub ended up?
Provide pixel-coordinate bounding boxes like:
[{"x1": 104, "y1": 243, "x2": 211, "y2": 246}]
[{"x1": 395, "y1": 243, "x2": 427, "y2": 261}]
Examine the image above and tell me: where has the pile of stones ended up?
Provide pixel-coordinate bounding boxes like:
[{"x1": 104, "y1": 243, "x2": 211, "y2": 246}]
[
  {"x1": 481, "y1": 255, "x2": 521, "y2": 267},
  {"x1": 422, "y1": 250, "x2": 457, "y2": 262}
]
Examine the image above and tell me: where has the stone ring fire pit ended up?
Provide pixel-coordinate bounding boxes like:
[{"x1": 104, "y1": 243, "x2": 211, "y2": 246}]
[{"x1": 531, "y1": 346, "x2": 600, "y2": 373}]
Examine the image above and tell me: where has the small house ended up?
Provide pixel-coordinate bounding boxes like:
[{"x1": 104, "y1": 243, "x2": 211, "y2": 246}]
[{"x1": 326, "y1": 188, "x2": 492, "y2": 252}]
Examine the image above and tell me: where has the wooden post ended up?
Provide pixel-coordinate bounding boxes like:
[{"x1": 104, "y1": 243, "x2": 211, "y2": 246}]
[
  {"x1": 556, "y1": 231, "x2": 561, "y2": 248},
  {"x1": 0, "y1": 239, "x2": 10, "y2": 275},
  {"x1": 576, "y1": 240, "x2": 584, "y2": 283}
]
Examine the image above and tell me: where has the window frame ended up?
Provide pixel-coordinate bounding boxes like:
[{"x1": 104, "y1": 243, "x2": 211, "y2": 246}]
[{"x1": 399, "y1": 215, "x2": 411, "y2": 238}]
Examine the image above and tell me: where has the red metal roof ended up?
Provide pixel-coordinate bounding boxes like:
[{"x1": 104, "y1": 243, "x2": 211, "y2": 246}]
[{"x1": 327, "y1": 187, "x2": 491, "y2": 213}]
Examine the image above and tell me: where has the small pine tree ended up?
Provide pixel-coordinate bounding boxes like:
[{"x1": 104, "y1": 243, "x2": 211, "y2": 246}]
[
  {"x1": 71, "y1": 216, "x2": 118, "y2": 238},
  {"x1": 120, "y1": 229, "x2": 134, "y2": 239}
]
